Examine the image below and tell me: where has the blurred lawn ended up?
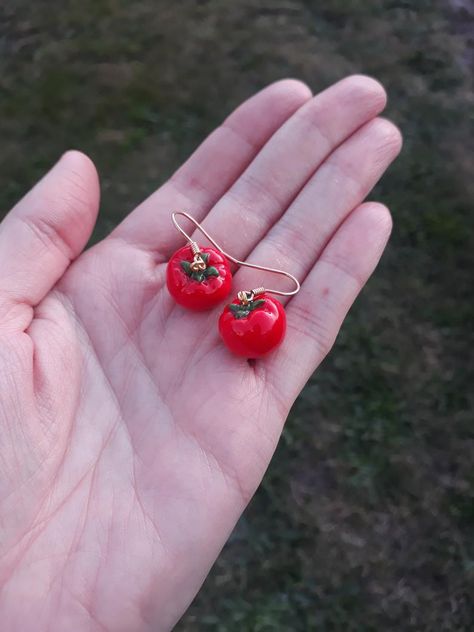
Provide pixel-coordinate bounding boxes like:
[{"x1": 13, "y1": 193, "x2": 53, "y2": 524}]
[{"x1": 1, "y1": 0, "x2": 473, "y2": 629}]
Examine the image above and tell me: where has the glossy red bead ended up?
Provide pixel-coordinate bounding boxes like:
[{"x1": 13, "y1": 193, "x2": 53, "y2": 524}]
[
  {"x1": 218, "y1": 294, "x2": 286, "y2": 358},
  {"x1": 166, "y1": 245, "x2": 232, "y2": 311}
]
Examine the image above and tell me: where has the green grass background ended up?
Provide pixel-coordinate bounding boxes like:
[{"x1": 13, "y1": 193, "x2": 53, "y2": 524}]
[{"x1": 1, "y1": 1, "x2": 473, "y2": 629}]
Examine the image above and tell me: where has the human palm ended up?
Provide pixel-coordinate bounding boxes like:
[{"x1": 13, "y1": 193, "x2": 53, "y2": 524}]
[{"x1": 0, "y1": 76, "x2": 401, "y2": 631}]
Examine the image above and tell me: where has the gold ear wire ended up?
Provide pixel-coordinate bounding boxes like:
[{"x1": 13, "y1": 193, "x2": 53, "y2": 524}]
[{"x1": 171, "y1": 211, "x2": 300, "y2": 299}]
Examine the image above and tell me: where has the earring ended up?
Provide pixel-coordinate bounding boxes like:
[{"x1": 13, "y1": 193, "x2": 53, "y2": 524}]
[
  {"x1": 167, "y1": 211, "x2": 301, "y2": 358},
  {"x1": 219, "y1": 264, "x2": 300, "y2": 359},
  {"x1": 167, "y1": 211, "x2": 232, "y2": 310}
]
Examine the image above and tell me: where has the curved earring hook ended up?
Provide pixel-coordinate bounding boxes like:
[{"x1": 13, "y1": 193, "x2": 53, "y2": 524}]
[{"x1": 172, "y1": 210, "x2": 300, "y2": 298}]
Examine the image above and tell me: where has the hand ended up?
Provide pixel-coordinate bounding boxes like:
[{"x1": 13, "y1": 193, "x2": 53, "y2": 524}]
[{"x1": 0, "y1": 76, "x2": 401, "y2": 631}]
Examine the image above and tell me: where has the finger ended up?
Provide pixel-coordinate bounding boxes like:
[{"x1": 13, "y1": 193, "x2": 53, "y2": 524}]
[
  {"x1": 187, "y1": 74, "x2": 387, "y2": 261},
  {"x1": 233, "y1": 117, "x2": 402, "y2": 296},
  {"x1": 0, "y1": 151, "x2": 100, "y2": 327},
  {"x1": 112, "y1": 79, "x2": 313, "y2": 254},
  {"x1": 265, "y1": 202, "x2": 393, "y2": 409}
]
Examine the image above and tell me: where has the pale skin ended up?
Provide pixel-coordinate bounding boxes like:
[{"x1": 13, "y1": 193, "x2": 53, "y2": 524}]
[{"x1": 0, "y1": 75, "x2": 401, "y2": 631}]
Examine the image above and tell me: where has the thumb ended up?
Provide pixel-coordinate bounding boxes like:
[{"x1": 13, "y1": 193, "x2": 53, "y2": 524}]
[{"x1": 0, "y1": 151, "x2": 100, "y2": 328}]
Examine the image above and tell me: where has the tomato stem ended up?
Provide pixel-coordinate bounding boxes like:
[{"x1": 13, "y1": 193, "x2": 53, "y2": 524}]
[
  {"x1": 228, "y1": 298, "x2": 265, "y2": 319},
  {"x1": 180, "y1": 252, "x2": 220, "y2": 282}
]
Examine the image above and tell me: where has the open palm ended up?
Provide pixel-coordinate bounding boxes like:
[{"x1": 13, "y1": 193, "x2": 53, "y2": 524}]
[{"x1": 0, "y1": 76, "x2": 401, "y2": 631}]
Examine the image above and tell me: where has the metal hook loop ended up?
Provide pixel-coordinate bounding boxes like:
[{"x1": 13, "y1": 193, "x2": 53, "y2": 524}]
[{"x1": 171, "y1": 211, "x2": 300, "y2": 298}]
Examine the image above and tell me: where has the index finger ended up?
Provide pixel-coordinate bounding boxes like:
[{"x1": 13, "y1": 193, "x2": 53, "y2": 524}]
[{"x1": 111, "y1": 79, "x2": 312, "y2": 257}]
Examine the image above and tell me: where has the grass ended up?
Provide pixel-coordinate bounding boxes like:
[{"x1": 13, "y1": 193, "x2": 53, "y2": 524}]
[{"x1": 1, "y1": 0, "x2": 473, "y2": 629}]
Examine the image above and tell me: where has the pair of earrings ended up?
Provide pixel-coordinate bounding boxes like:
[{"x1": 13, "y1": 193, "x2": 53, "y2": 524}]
[{"x1": 166, "y1": 211, "x2": 300, "y2": 358}]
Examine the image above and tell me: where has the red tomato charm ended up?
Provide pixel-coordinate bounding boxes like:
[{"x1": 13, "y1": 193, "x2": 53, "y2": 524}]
[
  {"x1": 166, "y1": 245, "x2": 232, "y2": 310},
  {"x1": 218, "y1": 294, "x2": 286, "y2": 358}
]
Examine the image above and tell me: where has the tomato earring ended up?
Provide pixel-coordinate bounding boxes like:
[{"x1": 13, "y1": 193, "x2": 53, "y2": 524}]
[
  {"x1": 167, "y1": 210, "x2": 300, "y2": 358},
  {"x1": 218, "y1": 262, "x2": 300, "y2": 359},
  {"x1": 167, "y1": 211, "x2": 232, "y2": 310}
]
